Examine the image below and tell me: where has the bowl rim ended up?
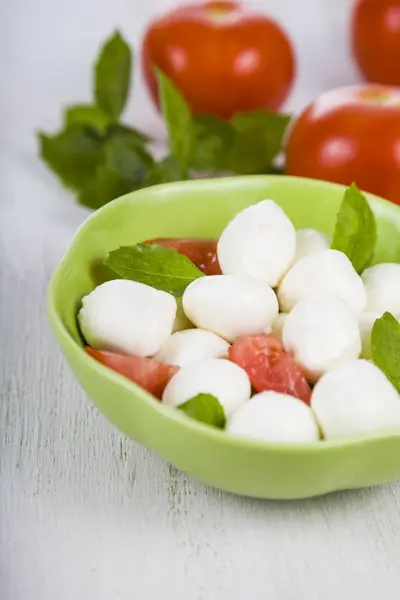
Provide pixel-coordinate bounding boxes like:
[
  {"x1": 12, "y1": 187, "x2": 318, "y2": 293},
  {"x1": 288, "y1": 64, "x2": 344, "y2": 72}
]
[{"x1": 47, "y1": 174, "x2": 400, "y2": 453}]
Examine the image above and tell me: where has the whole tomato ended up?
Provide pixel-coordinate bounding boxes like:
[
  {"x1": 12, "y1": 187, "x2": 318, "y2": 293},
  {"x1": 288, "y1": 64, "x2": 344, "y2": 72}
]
[
  {"x1": 141, "y1": 1, "x2": 295, "y2": 119},
  {"x1": 285, "y1": 85, "x2": 400, "y2": 204},
  {"x1": 352, "y1": 0, "x2": 400, "y2": 86}
]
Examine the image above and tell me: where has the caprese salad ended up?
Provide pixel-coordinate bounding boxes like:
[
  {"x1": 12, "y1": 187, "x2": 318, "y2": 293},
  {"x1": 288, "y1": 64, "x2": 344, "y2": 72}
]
[{"x1": 78, "y1": 183, "x2": 400, "y2": 443}]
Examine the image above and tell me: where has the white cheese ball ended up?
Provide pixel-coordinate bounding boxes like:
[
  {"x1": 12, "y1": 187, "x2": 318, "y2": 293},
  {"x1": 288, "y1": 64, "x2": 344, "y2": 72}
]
[
  {"x1": 227, "y1": 391, "x2": 319, "y2": 443},
  {"x1": 78, "y1": 279, "x2": 176, "y2": 357},
  {"x1": 282, "y1": 295, "x2": 361, "y2": 383},
  {"x1": 162, "y1": 358, "x2": 251, "y2": 417},
  {"x1": 362, "y1": 263, "x2": 400, "y2": 317},
  {"x1": 358, "y1": 312, "x2": 381, "y2": 359},
  {"x1": 293, "y1": 229, "x2": 330, "y2": 264},
  {"x1": 217, "y1": 200, "x2": 296, "y2": 286},
  {"x1": 311, "y1": 360, "x2": 400, "y2": 439},
  {"x1": 271, "y1": 313, "x2": 288, "y2": 342},
  {"x1": 155, "y1": 329, "x2": 230, "y2": 367},
  {"x1": 278, "y1": 249, "x2": 366, "y2": 313},
  {"x1": 182, "y1": 275, "x2": 279, "y2": 342}
]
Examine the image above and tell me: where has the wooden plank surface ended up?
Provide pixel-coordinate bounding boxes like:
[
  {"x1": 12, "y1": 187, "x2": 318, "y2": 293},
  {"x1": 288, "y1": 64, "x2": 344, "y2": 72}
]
[{"x1": 3, "y1": 1, "x2": 400, "y2": 598}]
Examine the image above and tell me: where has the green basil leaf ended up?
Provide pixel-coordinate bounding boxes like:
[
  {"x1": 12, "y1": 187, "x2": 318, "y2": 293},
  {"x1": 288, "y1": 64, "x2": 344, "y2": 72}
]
[
  {"x1": 371, "y1": 312, "x2": 400, "y2": 393},
  {"x1": 103, "y1": 136, "x2": 151, "y2": 183},
  {"x1": 109, "y1": 123, "x2": 152, "y2": 144},
  {"x1": 106, "y1": 128, "x2": 154, "y2": 169},
  {"x1": 104, "y1": 243, "x2": 204, "y2": 295},
  {"x1": 78, "y1": 166, "x2": 133, "y2": 209},
  {"x1": 78, "y1": 134, "x2": 154, "y2": 209},
  {"x1": 38, "y1": 126, "x2": 102, "y2": 190},
  {"x1": 143, "y1": 155, "x2": 184, "y2": 187},
  {"x1": 178, "y1": 393, "x2": 226, "y2": 428},
  {"x1": 224, "y1": 110, "x2": 291, "y2": 174},
  {"x1": 190, "y1": 114, "x2": 235, "y2": 171},
  {"x1": 64, "y1": 104, "x2": 113, "y2": 135},
  {"x1": 94, "y1": 31, "x2": 132, "y2": 119},
  {"x1": 155, "y1": 68, "x2": 193, "y2": 177},
  {"x1": 331, "y1": 182, "x2": 377, "y2": 273}
]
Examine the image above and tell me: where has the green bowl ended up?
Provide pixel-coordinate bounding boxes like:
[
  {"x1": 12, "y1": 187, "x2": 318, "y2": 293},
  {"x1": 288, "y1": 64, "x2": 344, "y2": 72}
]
[{"x1": 47, "y1": 175, "x2": 400, "y2": 500}]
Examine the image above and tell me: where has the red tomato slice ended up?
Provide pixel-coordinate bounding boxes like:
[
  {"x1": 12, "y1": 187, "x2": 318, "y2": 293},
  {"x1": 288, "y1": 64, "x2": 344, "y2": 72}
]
[
  {"x1": 144, "y1": 238, "x2": 221, "y2": 275},
  {"x1": 229, "y1": 335, "x2": 311, "y2": 404},
  {"x1": 85, "y1": 347, "x2": 178, "y2": 399}
]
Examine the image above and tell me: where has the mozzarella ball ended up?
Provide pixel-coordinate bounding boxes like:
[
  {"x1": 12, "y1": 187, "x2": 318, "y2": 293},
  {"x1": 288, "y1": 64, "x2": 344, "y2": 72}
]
[
  {"x1": 282, "y1": 296, "x2": 361, "y2": 383},
  {"x1": 78, "y1": 279, "x2": 176, "y2": 357},
  {"x1": 311, "y1": 360, "x2": 400, "y2": 439},
  {"x1": 172, "y1": 298, "x2": 192, "y2": 333},
  {"x1": 227, "y1": 391, "x2": 319, "y2": 443},
  {"x1": 278, "y1": 249, "x2": 366, "y2": 313},
  {"x1": 362, "y1": 263, "x2": 400, "y2": 317},
  {"x1": 293, "y1": 229, "x2": 330, "y2": 264},
  {"x1": 162, "y1": 358, "x2": 251, "y2": 417},
  {"x1": 271, "y1": 313, "x2": 288, "y2": 342},
  {"x1": 182, "y1": 275, "x2": 278, "y2": 342},
  {"x1": 155, "y1": 329, "x2": 230, "y2": 367},
  {"x1": 358, "y1": 312, "x2": 381, "y2": 359},
  {"x1": 217, "y1": 200, "x2": 296, "y2": 286}
]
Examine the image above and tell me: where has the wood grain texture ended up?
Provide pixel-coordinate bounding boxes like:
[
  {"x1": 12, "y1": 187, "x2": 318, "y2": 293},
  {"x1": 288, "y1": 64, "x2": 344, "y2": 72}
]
[{"x1": 2, "y1": 0, "x2": 400, "y2": 598}]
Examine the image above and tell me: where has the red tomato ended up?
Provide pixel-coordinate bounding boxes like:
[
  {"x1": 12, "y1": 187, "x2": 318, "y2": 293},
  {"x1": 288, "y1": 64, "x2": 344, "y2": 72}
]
[
  {"x1": 85, "y1": 347, "x2": 178, "y2": 399},
  {"x1": 144, "y1": 238, "x2": 221, "y2": 275},
  {"x1": 141, "y1": 1, "x2": 295, "y2": 119},
  {"x1": 229, "y1": 335, "x2": 311, "y2": 404},
  {"x1": 352, "y1": 0, "x2": 400, "y2": 86},
  {"x1": 285, "y1": 84, "x2": 400, "y2": 205}
]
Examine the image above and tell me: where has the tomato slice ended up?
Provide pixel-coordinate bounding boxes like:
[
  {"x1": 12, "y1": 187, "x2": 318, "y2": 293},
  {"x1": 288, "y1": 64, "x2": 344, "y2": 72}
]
[
  {"x1": 144, "y1": 238, "x2": 221, "y2": 275},
  {"x1": 85, "y1": 347, "x2": 178, "y2": 399},
  {"x1": 229, "y1": 335, "x2": 311, "y2": 404}
]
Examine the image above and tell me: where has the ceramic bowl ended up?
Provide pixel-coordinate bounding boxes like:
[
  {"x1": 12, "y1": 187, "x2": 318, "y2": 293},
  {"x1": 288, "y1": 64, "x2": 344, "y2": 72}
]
[{"x1": 47, "y1": 175, "x2": 400, "y2": 499}]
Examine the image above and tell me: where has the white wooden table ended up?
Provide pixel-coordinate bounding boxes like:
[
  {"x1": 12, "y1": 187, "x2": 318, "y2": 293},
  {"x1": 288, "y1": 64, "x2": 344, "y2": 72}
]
[{"x1": 3, "y1": 1, "x2": 400, "y2": 598}]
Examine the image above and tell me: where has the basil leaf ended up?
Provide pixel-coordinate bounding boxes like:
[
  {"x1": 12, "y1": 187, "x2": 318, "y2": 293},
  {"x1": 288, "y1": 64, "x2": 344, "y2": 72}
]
[
  {"x1": 79, "y1": 135, "x2": 153, "y2": 209},
  {"x1": 178, "y1": 393, "x2": 226, "y2": 428},
  {"x1": 331, "y1": 182, "x2": 377, "y2": 273},
  {"x1": 64, "y1": 104, "x2": 113, "y2": 135},
  {"x1": 155, "y1": 68, "x2": 193, "y2": 177},
  {"x1": 78, "y1": 166, "x2": 133, "y2": 209},
  {"x1": 224, "y1": 110, "x2": 291, "y2": 174},
  {"x1": 190, "y1": 114, "x2": 235, "y2": 171},
  {"x1": 371, "y1": 312, "x2": 400, "y2": 393},
  {"x1": 109, "y1": 123, "x2": 152, "y2": 144},
  {"x1": 143, "y1": 155, "x2": 184, "y2": 187},
  {"x1": 103, "y1": 136, "x2": 151, "y2": 183},
  {"x1": 107, "y1": 128, "x2": 154, "y2": 169},
  {"x1": 95, "y1": 31, "x2": 132, "y2": 119},
  {"x1": 38, "y1": 126, "x2": 102, "y2": 190},
  {"x1": 105, "y1": 243, "x2": 204, "y2": 295}
]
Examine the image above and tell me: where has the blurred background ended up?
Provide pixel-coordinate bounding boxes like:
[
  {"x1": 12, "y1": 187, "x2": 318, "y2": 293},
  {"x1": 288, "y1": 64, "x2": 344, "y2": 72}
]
[{"x1": 2, "y1": 0, "x2": 357, "y2": 157}]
